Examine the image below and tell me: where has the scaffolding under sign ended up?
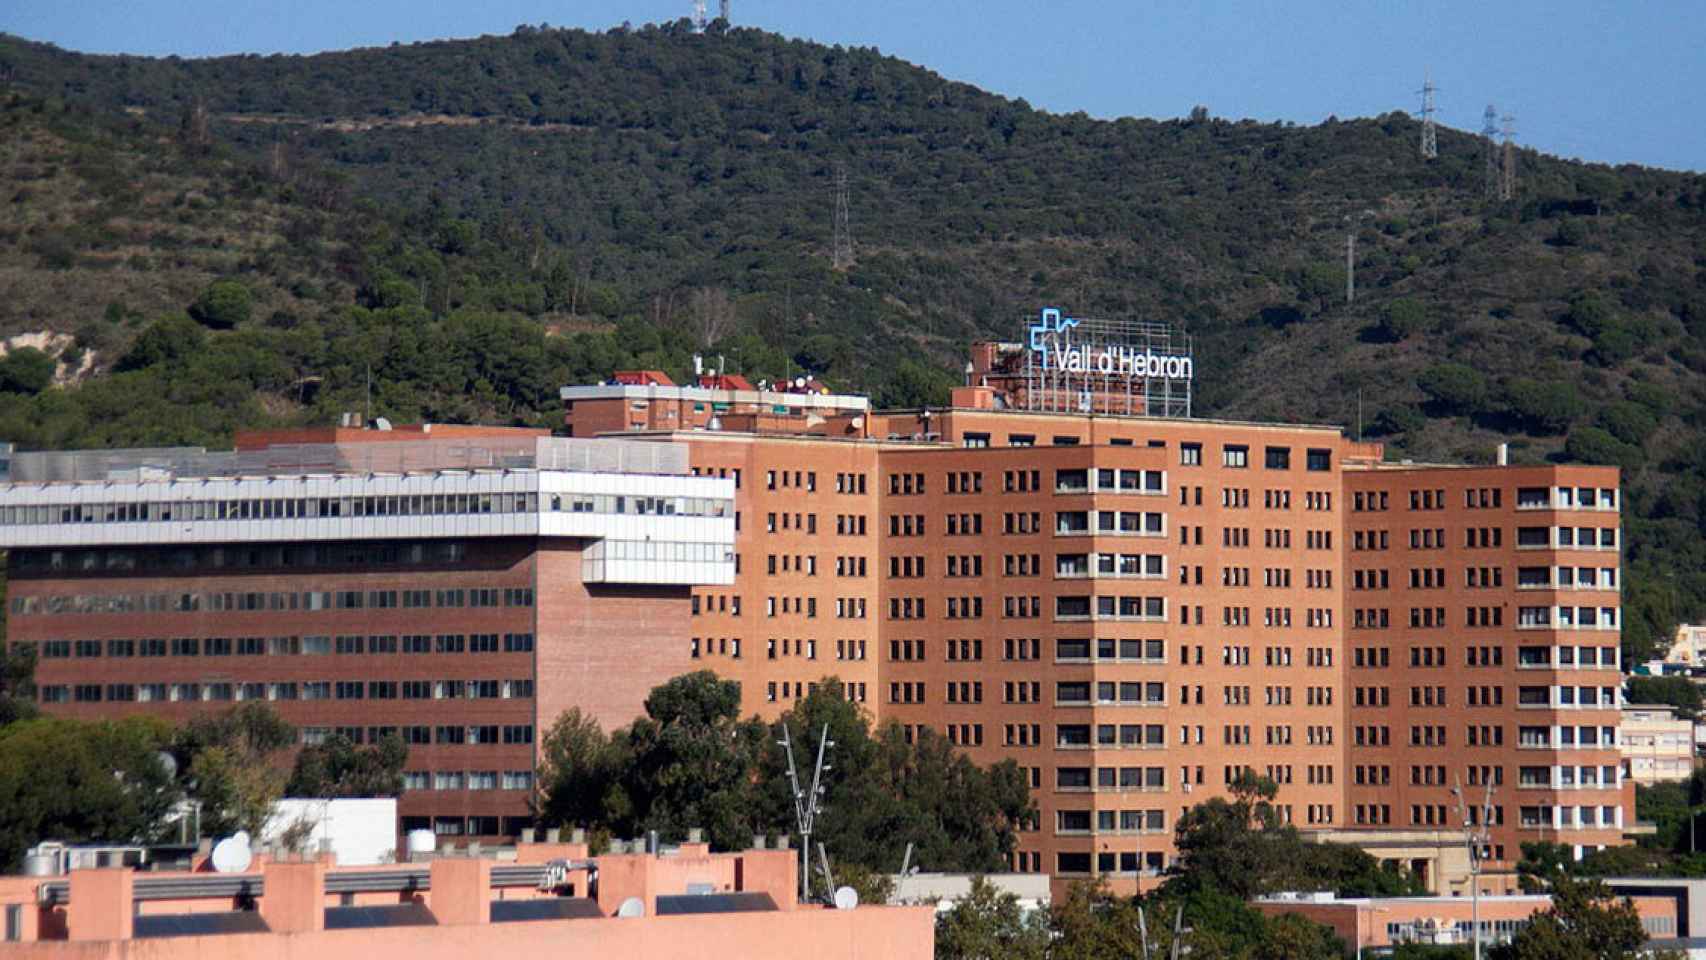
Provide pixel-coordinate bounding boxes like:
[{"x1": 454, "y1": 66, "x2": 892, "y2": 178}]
[{"x1": 1018, "y1": 308, "x2": 1194, "y2": 418}]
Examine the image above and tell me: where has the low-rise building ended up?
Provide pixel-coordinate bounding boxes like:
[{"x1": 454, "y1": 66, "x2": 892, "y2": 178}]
[
  {"x1": 1621, "y1": 704, "x2": 1696, "y2": 786},
  {"x1": 1255, "y1": 891, "x2": 1679, "y2": 955},
  {"x1": 0, "y1": 836, "x2": 932, "y2": 959}
]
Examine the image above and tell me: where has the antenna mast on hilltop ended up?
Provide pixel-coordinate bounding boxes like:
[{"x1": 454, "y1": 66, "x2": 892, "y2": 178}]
[
  {"x1": 1482, "y1": 105, "x2": 1501, "y2": 200},
  {"x1": 691, "y1": 0, "x2": 708, "y2": 31},
  {"x1": 1418, "y1": 72, "x2": 1438, "y2": 160},
  {"x1": 720, "y1": 0, "x2": 730, "y2": 22},
  {"x1": 832, "y1": 164, "x2": 854, "y2": 269},
  {"x1": 1499, "y1": 113, "x2": 1518, "y2": 201}
]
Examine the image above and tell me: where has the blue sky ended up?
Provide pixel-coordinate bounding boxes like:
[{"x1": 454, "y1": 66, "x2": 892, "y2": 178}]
[{"x1": 5, "y1": 0, "x2": 1702, "y2": 172}]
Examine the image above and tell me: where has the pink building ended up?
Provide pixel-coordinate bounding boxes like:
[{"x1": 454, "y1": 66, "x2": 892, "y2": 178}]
[{"x1": 0, "y1": 838, "x2": 932, "y2": 959}]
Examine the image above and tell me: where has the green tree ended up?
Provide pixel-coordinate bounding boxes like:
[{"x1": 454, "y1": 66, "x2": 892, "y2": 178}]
[
  {"x1": 173, "y1": 703, "x2": 297, "y2": 837},
  {"x1": 1381, "y1": 298, "x2": 1428, "y2": 340},
  {"x1": 0, "y1": 716, "x2": 182, "y2": 870},
  {"x1": 1564, "y1": 426, "x2": 1642, "y2": 470},
  {"x1": 285, "y1": 733, "x2": 408, "y2": 798},
  {"x1": 1598, "y1": 401, "x2": 1658, "y2": 447},
  {"x1": 1418, "y1": 363, "x2": 1490, "y2": 414},
  {"x1": 0, "y1": 644, "x2": 38, "y2": 727},
  {"x1": 1504, "y1": 379, "x2": 1585, "y2": 435},
  {"x1": 617, "y1": 671, "x2": 767, "y2": 850},
  {"x1": 536, "y1": 707, "x2": 630, "y2": 831},
  {"x1": 1490, "y1": 874, "x2": 1646, "y2": 960},
  {"x1": 0, "y1": 347, "x2": 58, "y2": 394},
  {"x1": 114, "y1": 314, "x2": 206, "y2": 371},
  {"x1": 188, "y1": 280, "x2": 254, "y2": 329},
  {"x1": 934, "y1": 876, "x2": 1048, "y2": 960},
  {"x1": 761, "y1": 680, "x2": 1031, "y2": 881},
  {"x1": 1627, "y1": 676, "x2": 1703, "y2": 720},
  {"x1": 876, "y1": 358, "x2": 954, "y2": 408}
]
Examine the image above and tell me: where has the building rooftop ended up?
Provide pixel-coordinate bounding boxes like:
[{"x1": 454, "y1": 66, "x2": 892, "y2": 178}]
[{"x1": 2, "y1": 434, "x2": 689, "y2": 485}]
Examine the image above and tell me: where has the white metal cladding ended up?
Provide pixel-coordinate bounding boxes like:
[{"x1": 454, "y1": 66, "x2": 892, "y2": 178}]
[
  {"x1": 559, "y1": 383, "x2": 870, "y2": 413},
  {"x1": 6, "y1": 436, "x2": 689, "y2": 483},
  {"x1": 0, "y1": 471, "x2": 735, "y2": 586}
]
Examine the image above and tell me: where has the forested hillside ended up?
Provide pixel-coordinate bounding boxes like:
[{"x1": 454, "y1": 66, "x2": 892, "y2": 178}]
[{"x1": 1, "y1": 20, "x2": 1705, "y2": 656}]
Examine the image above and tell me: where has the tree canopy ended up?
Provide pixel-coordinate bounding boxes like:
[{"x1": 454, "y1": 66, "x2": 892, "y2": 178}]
[
  {"x1": 0, "y1": 715, "x2": 180, "y2": 870},
  {"x1": 536, "y1": 673, "x2": 1031, "y2": 896}
]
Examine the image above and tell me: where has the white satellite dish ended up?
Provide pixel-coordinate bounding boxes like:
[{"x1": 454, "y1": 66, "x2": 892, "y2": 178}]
[
  {"x1": 833, "y1": 886, "x2": 859, "y2": 910},
  {"x1": 232, "y1": 830, "x2": 251, "y2": 846},
  {"x1": 155, "y1": 751, "x2": 178, "y2": 779},
  {"x1": 210, "y1": 836, "x2": 253, "y2": 873},
  {"x1": 616, "y1": 896, "x2": 646, "y2": 918}
]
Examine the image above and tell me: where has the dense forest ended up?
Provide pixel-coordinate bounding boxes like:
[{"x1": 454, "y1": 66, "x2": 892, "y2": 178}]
[{"x1": 0, "y1": 21, "x2": 1705, "y2": 657}]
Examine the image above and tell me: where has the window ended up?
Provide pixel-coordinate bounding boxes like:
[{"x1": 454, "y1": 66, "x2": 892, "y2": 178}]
[
  {"x1": 1181, "y1": 443, "x2": 1202, "y2": 466},
  {"x1": 1222, "y1": 445, "x2": 1248, "y2": 468},
  {"x1": 1264, "y1": 447, "x2": 1291, "y2": 470},
  {"x1": 1306, "y1": 449, "x2": 1331, "y2": 472}
]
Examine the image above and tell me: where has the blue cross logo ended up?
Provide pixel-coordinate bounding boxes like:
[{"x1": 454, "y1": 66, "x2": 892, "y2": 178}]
[{"x1": 1029, "y1": 307, "x2": 1079, "y2": 356}]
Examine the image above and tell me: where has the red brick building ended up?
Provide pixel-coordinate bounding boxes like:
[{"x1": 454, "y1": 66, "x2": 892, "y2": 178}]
[
  {"x1": 0, "y1": 428, "x2": 735, "y2": 843},
  {"x1": 558, "y1": 319, "x2": 1632, "y2": 895},
  {"x1": 1, "y1": 314, "x2": 1635, "y2": 893}
]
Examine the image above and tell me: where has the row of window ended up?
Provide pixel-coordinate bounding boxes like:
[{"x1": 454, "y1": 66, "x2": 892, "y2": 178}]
[
  {"x1": 40, "y1": 679, "x2": 536, "y2": 703},
  {"x1": 401, "y1": 770, "x2": 535, "y2": 792},
  {"x1": 10, "y1": 587, "x2": 534, "y2": 617},
  {"x1": 27, "y1": 633, "x2": 536, "y2": 659},
  {"x1": 14, "y1": 542, "x2": 469, "y2": 576}
]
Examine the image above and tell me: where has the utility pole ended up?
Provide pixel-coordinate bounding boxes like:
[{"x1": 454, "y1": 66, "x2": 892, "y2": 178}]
[
  {"x1": 1345, "y1": 231, "x2": 1355, "y2": 304},
  {"x1": 832, "y1": 163, "x2": 853, "y2": 269},
  {"x1": 778, "y1": 723, "x2": 833, "y2": 903},
  {"x1": 1482, "y1": 105, "x2": 1500, "y2": 201},
  {"x1": 1418, "y1": 72, "x2": 1438, "y2": 160},
  {"x1": 1500, "y1": 113, "x2": 1518, "y2": 201},
  {"x1": 1452, "y1": 777, "x2": 1497, "y2": 960}
]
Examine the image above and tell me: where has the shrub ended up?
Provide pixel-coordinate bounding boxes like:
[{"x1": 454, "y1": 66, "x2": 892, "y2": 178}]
[{"x1": 188, "y1": 280, "x2": 253, "y2": 329}]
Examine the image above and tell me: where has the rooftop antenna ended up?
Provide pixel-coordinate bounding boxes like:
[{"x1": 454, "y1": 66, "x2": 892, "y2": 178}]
[
  {"x1": 1451, "y1": 776, "x2": 1497, "y2": 960},
  {"x1": 778, "y1": 723, "x2": 834, "y2": 903},
  {"x1": 1418, "y1": 71, "x2": 1438, "y2": 160}
]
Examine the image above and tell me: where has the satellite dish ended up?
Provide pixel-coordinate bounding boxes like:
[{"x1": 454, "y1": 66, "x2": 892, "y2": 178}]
[
  {"x1": 232, "y1": 830, "x2": 252, "y2": 847},
  {"x1": 155, "y1": 751, "x2": 178, "y2": 779},
  {"x1": 211, "y1": 836, "x2": 253, "y2": 873},
  {"x1": 616, "y1": 896, "x2": 646, "y2": 918},
  {"x1": 833, "y1": 886, "x2": 859, "y2": 910}
]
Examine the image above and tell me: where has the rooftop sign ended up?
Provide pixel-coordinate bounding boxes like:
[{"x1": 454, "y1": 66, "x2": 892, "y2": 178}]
[{"x1": 1019, "y1": 308, "x2": 1194, "y2": 418}]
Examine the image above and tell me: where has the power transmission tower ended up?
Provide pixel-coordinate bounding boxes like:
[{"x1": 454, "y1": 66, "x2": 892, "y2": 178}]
[
  {"x1": 1418, "y1": 73, "x2": 1438, "y2": 160},
  {"x1": 1481, "y1": 105, "x2": 1500, "y2": 200},
  {"x1": 832, "y1": 164, "x2": 853, "y2": 269},
  {"x1": 1499, "y1": 113, "x2": 1517, "y2": 201}
]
